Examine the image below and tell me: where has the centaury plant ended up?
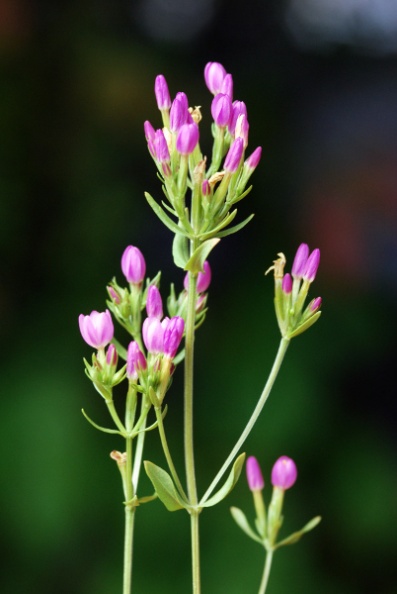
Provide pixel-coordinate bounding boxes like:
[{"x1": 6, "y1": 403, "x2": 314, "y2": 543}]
[{"x1": 78, "y1": 61, "x2": 322, "y2": 594}]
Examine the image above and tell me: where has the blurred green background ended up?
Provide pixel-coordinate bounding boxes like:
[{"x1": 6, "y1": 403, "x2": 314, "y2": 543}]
[{"x1": 1, "y1": 0, "x2": 396, "y2": 592}]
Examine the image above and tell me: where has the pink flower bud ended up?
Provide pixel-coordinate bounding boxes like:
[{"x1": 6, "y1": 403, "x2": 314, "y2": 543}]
[
  {"x1": 291, "y1": 243, "x2": 309, "y2": 279},
  {"x1": 142, "y1": 317, "x2": 164, "y2": 353},
  {"x1": 234, "y1": 113, "x2": 249, "y2": 147},
  {"x1": 245, "y1": 146, "x2": 262, "y2": 170},
  {"x1": 170, "y1": 92, "x2": 190, "y2": 133},
  {"x1": 79, "y1": 310, "x2": 114, "y2": 349},
  {"x1": 146, "y1": 285, "x2": 163, "y2": 319},
  {"x1": 176, "y1": 122, "x2": 199, "y2": 155},
  {"x1": 229, "y1": 101, "x2": 247, "y2": 135},
  {"x1": 183, "y1": 261, "x2": 212, "y2": 293},
  {"x1": 282, "y1": 273, "x2": 292, "y2": 294},
  {"x1": 154, "y1": 74, "x2": 171, "y2": 110},
  {"x1": 303, "y1": 248, "x2": 320, "y2": 282},
  {"x1": 204, "y1": 61, "x2": 227, "y2": 95},
  {"x1": 224, "y1": 137, "x2": 244, "y2": 173},
  {"x1": 310, "y1": 296, "x2": 322, "y2": 311},
  {"x1": 153, "y1": 129, "x2": 170, "y2": 163},
  {"x1": 211, "y1": 93, "x2": 232, "y2": 127},
  {"x1": 127, "y1": 341, "x2": 147, "y2": 379},
  {"x1": 246, "y1": 456, "x2": 264, "y2": 491},
  {"x1": 106, "y1": 343, "x2": 118, "y2": 366},
  {"x1": 144, "y1": 120, "x2": 156, "y2": 143},
  {"x1": 202, "y1": 179, "x2": 211, "y2": 197},
  {"x1": 163, "y1": 316, "x2": 185, "y2": 358},
  {"x1": 220, "y1": 73, "x2": 233, "y2": 99},
  {"x1": 121, "y1": 246, "x2": 146, "y2": 284},
  {"x1": 271, "y1": 456, "x2": 297, "y2": 490},
  {"x1": 107, "y1": 286, "x2": 121, "y2": 304}
]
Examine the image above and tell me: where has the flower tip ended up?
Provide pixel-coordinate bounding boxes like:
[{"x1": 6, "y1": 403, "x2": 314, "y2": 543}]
[
  {"x1": 246, "y1": 456, "x2": 264, "y2": 491},
  {"x1": 271, "y1": 456, "x2": 297, "y2": 490}
]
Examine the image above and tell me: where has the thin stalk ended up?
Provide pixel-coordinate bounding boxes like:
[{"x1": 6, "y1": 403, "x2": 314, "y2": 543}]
[
  {"x1": 123, "y1": 436, "x2": 135, "y2": 594},
  {"x1": 184, "y1": 270, "x2": 198, "y2": 505},
  {"x1": 154, "y1": 406, "x2": 188, "y2": 501},
  {"x1": 200, "y1": 337, "x2": 290, "y2": 505},
  {"x1": 185, "y1": 265, "x2": 201, "y2": 594},
  {"x1": 258, "y1": 550, "x2": 274, "y2": 594},
  {"x1": 190, "y1": 511, "x2": 201, "y2": 594}
]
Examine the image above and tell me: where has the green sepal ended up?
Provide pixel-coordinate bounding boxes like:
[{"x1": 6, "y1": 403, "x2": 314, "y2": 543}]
[
  {"x1": 145, "y1": 192, "x2": 191, "y2": 238},
  {"x1": 287, "y1": 311, "x2": 321, "y2": 339},
  {"x1": 200, "y1": 453, "x2": 246, "y2": 508},
  {"x1": 228, "y1": 184, "x2": 253, "y2": 205},
  {"x1": 81, "y1": 408, "x2": 123, "y2": 435},
  {"x1": 144, "y1": 461, "x2": 187, "y2": 511},
  {"x1": 199, "y1": 209, "x2": 238, "y2": 240},
  {"x1": 215, "y1": 214, "x2": 255, "y2": 238},
  {"x1": 172, "y1": 232, "x2": 189, "y2": 269},
  {"x1": 110, "y1": 338, "x2": 127, "y2": 360},
  {"x1": 230, "y1": 506, "x2": 263, "y2": 544},
  {"x1": 274, "y1": 515, "x2": 321, "y2": 549},
  {"x1": 185, "y1": 238, "x2": 220, "y2": 274}
]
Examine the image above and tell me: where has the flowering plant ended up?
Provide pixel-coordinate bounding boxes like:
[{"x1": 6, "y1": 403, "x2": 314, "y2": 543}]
[{"x1": 78, "y1": 61, "x2": 322, "y2": 594}]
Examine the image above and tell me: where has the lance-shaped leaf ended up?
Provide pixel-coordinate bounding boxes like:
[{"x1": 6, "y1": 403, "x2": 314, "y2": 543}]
[
  {"x1": 200, "y1": 453, "x2": 246, "y2": 508},
  {"x1": 185, "y1": 238, "x2": 220, "y2": 274},
  {"x1": 199, "y1": 209, "x2": 238, "y2": 241},
  {"x1": 274, "y1": 515, "x2": 322, "y2": 549},
  {"x1": 145, "y1": 192, "x2": 191, "y2": 238},
  {"x1": 287, "y1": 311, "x2": 321, "y2": 339},
  {"x1": 215, "y1": 214, "x2": 255, "y2": 238},
  {"x1": 81, "y1": 409, "x2": 123, "y2": 435},
  {"x1": 230, "y1": 506, "x2": 263, "y2": 544},
  {"x1": 144, "y1": 461, "x2": 187, "y2": 511}
]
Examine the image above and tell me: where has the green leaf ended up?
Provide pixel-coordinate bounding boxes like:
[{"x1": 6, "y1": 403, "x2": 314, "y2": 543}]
[
  {"x1": 229, "y1": 184, "x2": 253, "y2": 205},
  {"x1": 287, "y1": 311, "x2": 321, "y2": 339},
  {"x1": 199, "y1": 209, "x2": 238, "y2": 240},
  {"x1": 230, "y1": 506, "x2": 263, "y2": 544},
  {"x1": 144, "y1": 461, "x2": 187, "y2": 511},
  {"x1": 274, "y1": 516, "x2": 322, "y2": 549},
  {"x1": 81, "y1": 409, "x2": 123, "y2": 435},
  {"x1": 215, "y1": 214, "x2": 255, "y2": 238},
  {"x1": 145, "y1": 192, "x2": 191, "y2": 238},
  {"x1": 185, "y1": 238, "x2": 220, "y2": 274},
  {"x1": 172, "y1": 232, "x2": 190, "y2": 269},
  {"x1": 200, "y1": 453, "x2": 246, "y2": 508}
]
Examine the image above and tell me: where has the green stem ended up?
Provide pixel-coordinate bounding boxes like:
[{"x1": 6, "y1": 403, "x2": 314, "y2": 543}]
[
  {"x1": 190, "y1": 511, "x2": 201, "y2": 594},
  {"x1": 258, "y1": 549, "x2": 274, "y2": 594},
  {"x1": 123, "y1": 436, "x2": 135, "y2": 594},
  {"x1": 184, "y1": 271, "x2": 198, "y2": 505},
  {"x1": 154, "y1": 406, "x2": 188, "y2": 501},
  {"x1": 185, "y1": 265, "x2": 201, "y2": 594},
  {"x1": 200, "y1": 337, "x2": 290, "y2": 505}
]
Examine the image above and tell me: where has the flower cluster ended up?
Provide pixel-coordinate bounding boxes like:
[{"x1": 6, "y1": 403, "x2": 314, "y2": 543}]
[
  {"x1": 268, "y1": 243, "x2": 322, "y2": 339},
  {"x1": 79, "y1": 245, "x2": 187, "y2": 408},
  {"x1": 144, "y1": 62, "x2": 262, "y2": 262},
  {"x1": 232, "y1": 456, "x2": 320, "y2": 560}
]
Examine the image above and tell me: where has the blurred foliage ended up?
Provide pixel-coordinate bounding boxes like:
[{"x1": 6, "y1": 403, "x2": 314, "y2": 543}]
[{"x1": 1, "y1": 1, "x2": 396, "y2": 593}]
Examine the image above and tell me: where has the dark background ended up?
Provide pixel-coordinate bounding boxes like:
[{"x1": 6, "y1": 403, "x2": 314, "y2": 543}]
[{"x1": 1, "y1": 0, "x2": 396, "y2": 592}]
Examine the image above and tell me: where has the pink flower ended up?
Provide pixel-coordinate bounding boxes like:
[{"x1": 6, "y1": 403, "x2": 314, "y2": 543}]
[
  {"x1": 176, "y1": 123, "x2": 199, "y2": 155},
  {"x1": 204, "y1": 62, "x2": 227, "y2": 95},
  {"x1": 163, "y1": 316, "x2": 184, "y2": 358},
  {"x1": 121, "y1": 246, "x2": 146, "y2": 284},
  {"x1": 127, "y1": 341, "x2": 147, "y2": 380},
  {"x1": 146, "y1": 285, "x2": 163, "y2": 319},
  {"x1": 246, "y1": 456, "x2": 264, "y2": 491},
  {"x1": 154, "y1": 74, "x2": 171, "y2": 110},
  {"x1": 211, "y1": 93, "x2": 232, "y2": 127},
  {"x1": 224, "y1": 137, "x2": 244, "y2": 173},
  {"x1": 79, "y1": 310, "x2": 114, "y2": 349},
  {"x1": 183, "y1": 261, "x2": 212, "y2": 293},
  {"x1": 271, "y1": 456, "x2": 297, "y2": 490}
]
